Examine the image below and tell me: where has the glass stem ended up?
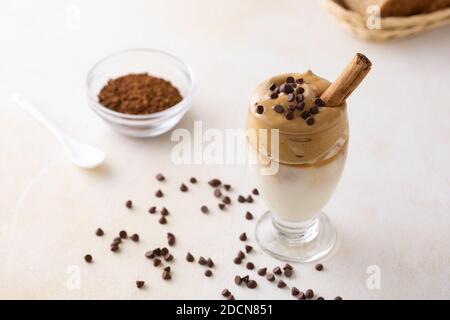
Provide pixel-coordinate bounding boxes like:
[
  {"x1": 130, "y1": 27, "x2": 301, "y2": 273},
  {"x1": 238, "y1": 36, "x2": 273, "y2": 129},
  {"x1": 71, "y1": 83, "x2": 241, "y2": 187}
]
[{"x1": 272, "y1": 216, "x2": 320, "y2": 245}]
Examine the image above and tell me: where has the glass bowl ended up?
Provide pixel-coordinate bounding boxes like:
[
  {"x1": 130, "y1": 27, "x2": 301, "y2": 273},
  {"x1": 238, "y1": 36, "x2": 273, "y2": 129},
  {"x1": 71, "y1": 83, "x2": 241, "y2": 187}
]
[{"x1": 86, "y1": 48, "x2": 195, "y2": 138}]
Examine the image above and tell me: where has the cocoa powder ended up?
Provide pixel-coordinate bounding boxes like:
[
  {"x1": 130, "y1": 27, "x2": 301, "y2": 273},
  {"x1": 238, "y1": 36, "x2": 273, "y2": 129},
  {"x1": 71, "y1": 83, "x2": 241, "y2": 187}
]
[{"x1": 98, "y1": 73, "x2": 183, "y2": 115}]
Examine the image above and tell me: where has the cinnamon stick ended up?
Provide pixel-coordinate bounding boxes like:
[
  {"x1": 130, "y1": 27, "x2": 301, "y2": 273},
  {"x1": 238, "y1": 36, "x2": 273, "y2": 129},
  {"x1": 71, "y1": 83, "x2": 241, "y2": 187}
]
[{"x1": 321, "y1": 53, "x2": 372, "y2": 107}]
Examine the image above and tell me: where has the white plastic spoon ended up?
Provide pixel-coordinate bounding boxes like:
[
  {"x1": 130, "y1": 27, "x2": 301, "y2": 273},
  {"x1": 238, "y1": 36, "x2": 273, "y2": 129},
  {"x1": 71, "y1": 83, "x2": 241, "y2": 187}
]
[{"x1": 11, "y1": 94, "x2": 105, "y2": 169}]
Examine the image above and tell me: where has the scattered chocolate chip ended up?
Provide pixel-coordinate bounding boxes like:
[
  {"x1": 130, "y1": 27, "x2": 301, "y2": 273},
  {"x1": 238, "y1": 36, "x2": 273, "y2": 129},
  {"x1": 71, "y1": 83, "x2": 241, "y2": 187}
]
[
  {"x1": 246, "y1": 195, "x2": 253, "y2": 203},
  {"x1": 305, "y1": 289, "x2": 314, "y2": 299},
  {"x1": 125, "y1": 200, "x2": 133, "y2": 209},
  {"x1": 207, "y1": 258, "x2": 215, "y2": 268},
  {"x1": 301, "y1": 110, "x2": 311, "y2": 120},
  {"x1": 315, "y1": 98, "x2": 325, "y2": 107},
  {"x1": 200, "y1": 205, "x2": 209, "y2": 214},
  {"x1": 256, "y1": 105, "x2": 264, "y2": 114},
  {"x1": 228, "y1": 295, "x2": 235, "y2": 300},
  {"x1": 160, "y1": 247, "x2": 169, "y2": 256},
  {"x1": 119, "y1": 230, "x2": 127, "y2": 239},
  {"x1": 153, "y1": 248, "x2": 162, "y2": 256},
  {"x1": 167, "y1": 233, "x2": 176, "y2": 246},
  {"x1": 273, "y1": 267, "x2": 282, "y2": 275},
  {"x1": 280, "y1": 83, "x2": 294, "y2": 94},
  {"x1": 284, "y1": 269, "x2": 293, "y2": 278},
  {"x1": 270, "y1": 92, "x2": 279, "y2": 99},
  {"x1": 110, "y1": 244, "x2": 119, "y2": 252},
  {"x1": 277, "y1": 280, "x2": 287, "y2": 288},
  {"x1": 199, "y1": 256, "x2": 207, "y2": 266},
  {"x1": 247, "y1": 280, "x2": 258, "y2": 289},
  {"x1": 214, "y1": 188, "x2": 222, "y2": 198},
  {"x1": 155, "y1": 189, "x2": 163, "y2": 197},
  {"x1": 246, "y1": 262, "x2": 255, "y2": 270},
  {"x1": 156, "y1": 173, "x2": 165, "y2": 181},
  {"x1": 334, "y1": 296, "x2": 343, "y2": 300},
  {"x1": 148, "y1": 206, "x2": 157, "y2": 214},
  {"x1": 224, "y1": 184, "x2": 231, "y2": 191},
  {"x1": 284, "y1": 264, "x2": 293, "y2": 270},
  {"x1": 306, "y1": 117, "x2": 315, "y2": 126},
  {"x1": 136, "y1": 281, "x2": 145, "y2": 289},
  {"x1": 269, "y1": 83, "x2": 277, "y2": 91},
  {"x1": 208, "y1": 179, "x2": 221, "y2": 187},
  {"x1": 245, "y1": 245, "x2": 253, "y2": 253},
  {"x1": 130, "y1": 233, "x2": 139, "y2": 242},
  {"x1": 297, "y1": 101, "x2": 305, "y2": 111},
  {"x1": 95, "y1": 228, "x2": 104, "y2": 236},
  {"x1": 205, "y1": 269, "x2": 213, "y2": 277},
  {"x1": 241, "y1": 275, "x2": 250, "y2": 283},
  {"x1": 315, "y1": 263, "x2": 324, "y2": 271},
  {"x1": 245, "y1": 211, "x2": 254, "y2": 220},
  {"x1": 296, "y1": 87, "x2": 305, "y2": 94},
  {"x1": 218, "y1": 203, "x2": 226, "y2": 210},
  {"x1": 292, "y1": 287, "x2": 300, "y2": 296},
  {"x1": 266, "y1": 273, "x2": 275, "y2": 282},
  {"x1": 153, "y1": 258, "x2": 162, "y2": 267},
  {"x1": 286, "y1": 76, "x2": 295, "y2": 83},
  {"x1": 145, "y1": 250, "x2": 155, "y2": 259},
  {"x1": 162, "y1": 271, "x2": 171, "y2": 280},
  {"x1": 238, "y1": 195, "x2": 246, "y2": 203},
  {"x1": 180, "y1": 183, "x2": 188, "y2": 192},
  {"x1": 285, "y1": 112, "x2": 294, "y2": 120},
  {"x1": 233, "y1": 257, "x2": 242, "y2": 265},
  {"x1": 257, "y1": 268, "x2": 267, "y2": 276},
  {"x1": 222, "y1": 289, "x2": 231, "y2": 297},
  {"x1": 161, "y1": 207, "x2": 169, "y2": 216},
  {"x1": 237, "y1": 251, "x2": 245, "y2": 259},
  {"x1": 239, "y1": 233, "x2": 247, "y2": 241},
  {"x1": 164, "y1": 253, "x2": 173, "y2": 262},
  {"x1": 317, "y1": 296, "x2": 325, "y2": 300},
  {"x1": 84, "y1": 254, "x2": 92, "y2": 263},
  {"x1": 159, "y1": 216, "x2": 167, "y2": 224},
  {"x1": 112, "y1": 237, "x2": 121, "y2": 245},
  {"x1": 164, "y1": 266, "x2": 171, "y2": 272},
  {"x1": 297, "y1": 94, "x2": 304, "y2": 102},
  {"x1": 189, "y1": 177, "x2": 197, "y2": 184},
  {"x1": 296, "y1": 78, "x2": 304, "y2": 84},
  {"x1": 186, "y1": 252, "x2": 194, "y2": 262},
  {"x1": 273, "y1": 104, "x2": 284, "y2": 113},
  {"x1": 310, "y1": 106, "x2": 319, "y2": 114},
  {"x1": 234, "y1": 275, "x2": 242, "y2": 285},
  {"x1": 252, "y1": 188, "x2": 259, "y2": 195},
  {"x1": 287, "y1": 93, "x2": 295, "y2": 102},
  {"x1": 297, "y1": 292, "x2": 306, "y2": 300},
  {"x1": 222, "y1": 197, "x2": 231, "y2": 205}
]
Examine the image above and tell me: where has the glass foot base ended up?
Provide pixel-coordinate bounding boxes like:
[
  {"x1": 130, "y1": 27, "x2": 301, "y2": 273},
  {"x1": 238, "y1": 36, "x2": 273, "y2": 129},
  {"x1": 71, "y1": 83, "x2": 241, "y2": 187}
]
[{"x1": 255, "y1": 211, "x2": 337, "y2": 263}]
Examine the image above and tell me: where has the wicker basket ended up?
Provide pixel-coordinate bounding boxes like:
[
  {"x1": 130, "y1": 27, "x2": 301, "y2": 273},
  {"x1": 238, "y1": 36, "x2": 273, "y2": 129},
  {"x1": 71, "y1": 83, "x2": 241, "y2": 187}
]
[{"x1": 321, "y1": 0, "x2": 450, "y2": 41}]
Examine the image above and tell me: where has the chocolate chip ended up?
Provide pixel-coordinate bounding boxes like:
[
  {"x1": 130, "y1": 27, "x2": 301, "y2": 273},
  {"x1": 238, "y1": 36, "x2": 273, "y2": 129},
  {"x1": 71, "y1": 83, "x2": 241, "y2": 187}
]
[
  {"x1": 269, "y1": 83, "x2": 277, "y2": 91},
  {"x1": 155, "y1": 189, "x2": 163, "y2": 197},
  {"x1": 257, "y1": 268, "x2": 267, "y2": 276},
  {"x1": 297, "y1": 94, "x2": 304, "y2": 102},
  {"x1": 292, "y1": 287, "x2": 300, "y2": 296},
  {"x1": 301, "y1": 110, "x2": 311, "y2": 120},
  {"x1": 317, "y1": 297, "x2": 325, "y2": 300},
  {"x1": 270, "y1": 92, "x2": 279, "y2": 99},
  {"x1": 125, "y1": 200, "x2": 133, "y2": 209},
  {"x1": 167, "y1": 233, "x2": 176, "y2": 246},
  {"x1": 284, "y1": 264, "x2": 293, "y2": 270},
  {"x1": 136, "y1": 281, "x2": 145, "y2": 289},
  {"x1": 160, "y1": 247, "x2": 169, "y2": 256},
  {"x1": 280, "y1": 83, "x2": 294, "y2": 94},
  {"x1": 110, "y1": 244, "x2": 119, "y2": 252},
  {"x1": 186, "y1": 252, "x2": 195, "y2": 262},
  {"x1": 218, "y1": 203, "x2": 226, "y2": 211},
  {"x1": 273, "y1": 266, "x2": 282, "y2": 275},
  {"x1": 286, "y1": 76, "x2": 295, "y2": 83},
  {"x1": 84, "y1": 254, "x2": 92, "y2": 263},
  {"x1": 112, "y1": 237, "x2": 121, "y2": 245},
  {"x1": 224, "y1": 184, "x2": 231, "y2": 191},
  {"x1": 199, "y1": 256, "x2": 207, "y2": 266},
  {"x1": 239, "y1": 233, "x2": 247, "y2": 241},
  {"x1": 284, "y1": 269, "x2": 293, "y2": 278},
  {"x1": 145, "y1": 250, "x2": 155, "y2": 259},
  {"x1": 222, "y1": 196, "x2": 231, "y2": 204},
  {"x1": 200, "y1": 205, "x2": 209, "y2": 214},
  {"x1": 237, "y1": 251, "x2": 245, "y2": 259},
  {"x1": 156, "y1": 173, "x2": 165, "y2": 181},
  {"x1": 306, "y1": 117, "x2": 315, "y2": 126},
  {"x1": 266, "y1": 273, "x2": 275, "y2": 282},
  {"x1": 315, "y1": 98, "x2": 325, "y2": 107},
  {"x1": 241, "y1": 275, "x2": 250, "y2": 283},
  {"x1": 208, "y1": 179, "x2": 222, "y2": 187},
  {"x1": 207, "y1": 258, "x2": 215, "y2": 268},
  {"x1": 148, "y1": 206, "x2": 157, "y2": 214},
  {"x1": 297, "y1": 101, "x2": 305, "y2": 111},
  {"x1": 315, "y1": 263, "x2": 323, "y2": 271},
  {"x1": 310, "y1": 106, "x2": 319, "y2": 115},
  {"x1": 285, "y1": 112, "x2": 294, "y2": 120},
  {"x1": 296, "y1": 78, "x2": 304, "y2": 84},
  {"x1": 153, "y1": 248, "x2": 162, "y2": 256},
  {"x1": 273, "y1": 104, "x2": 284, "y2": 113},
  {"x1": 159, "y1": 216, "x2": 167, "y2": 224},
  {"x1": 233, "y1": 257, "x2": 242, "y2": 265},
  {"x1": 246, "y1": 262, "x2": 255, "y2": 270},
  {"x1": 180, "y1": 183, "x2": 188, "y2": 192},
  {"x1": 130, "y1": 233, "x2": 139, "y2": 242},
  {"x1": 287, "y1": 93, "x2": 295, "y2": 102},
  {"x1": 95, "y1": 228, "x2": 104, "y2": 236},
  {"x1": 296, "y1": 87, "x2": 305, "y2": 94},
  {"x1": 334, "y1": 296, "x2": 343, "y2": 300},
  {"x1": 214, "y1": 188, "x2": 222, "y2": 198},
  {"x1": 234, "y1": 275, "x2": 242, "y2": 285},
  {"x1": 164, "y1": 266, "x2": 171, "y2": 272},
  {"x1": 252, "y1": 188, "x2": 259, "y2": 195},
  {"x1": 245, "y1": 245, "x2": 253, "y2": 253},
  {"x1": 164, "y1": 253, "x2": 173, "y2": 262},
  {"x1": 246, "y1": 195, "x2": 253, "y2": 203},
  {"x1": 228, "y1": 295, "x2": 235, "y2": 300},
  {"x1": 205, "y1": 269, "x2": 213, "y2": 277},
  {"x1": 277, "y1": 280, "x2": 287, "y2": 288},
  {"x1": 297, "y1": 292, "x2": 306, "y2": 300},
  {"x1": 119, "y1": 230, "x2": 127, "y2": 239},
  {"x1": 153, "y1": 258, "x2": 162, "y2": 266},
  {"x1": 305, "y1": 289, "x2": 314, "y2": 299},
  {"x1": 162, "y1": 271, "x2": 171, "y2": 280},
  {"x1": 222, "y1": 289, "x2": 231, "y2": 297},
  {"x1": 245, "y1": 211, "x2": 254, "y2": 220},
  {"x1": 161, "y1": 207, "x2": 169, "y2": 216},
  {"x1": 247, "y1": 280, "x2": 257, "y2": 289},
  {"x1": 287, "y1": 105, "x2": 296, "y2": 113},
  {"x1": 238, "y1": 195, "x2": 246, "y2": 203},
  {"x1": 256, "y1": 105, "x2": 264, "y2": 114},
  {"x1": 190, "y1": 177, "x2": 197, "y2": 183}
]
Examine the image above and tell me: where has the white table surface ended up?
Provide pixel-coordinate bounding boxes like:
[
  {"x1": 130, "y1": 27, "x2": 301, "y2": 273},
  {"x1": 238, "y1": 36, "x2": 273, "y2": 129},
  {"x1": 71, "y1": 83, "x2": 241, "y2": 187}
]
[{"x1": 0, "y1": 0, "x2": 449, "y2": 300}]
